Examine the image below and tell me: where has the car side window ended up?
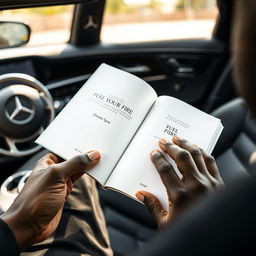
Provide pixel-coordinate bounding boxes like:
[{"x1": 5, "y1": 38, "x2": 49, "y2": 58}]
[
  {"x1": 101, "y1": 0, "x2": 218, "y2": 43},
  {"x1": 0, "y1": 5, "x2": 74, "y2": 47}
]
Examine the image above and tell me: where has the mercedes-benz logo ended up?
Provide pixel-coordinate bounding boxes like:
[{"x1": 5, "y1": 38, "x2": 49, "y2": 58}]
[
  {"x1": 83, "y1": 15, "x2": 98, "y2": 30},
  {"x1": 5, "y1": 96, "x2": 34, "y2": 125}
]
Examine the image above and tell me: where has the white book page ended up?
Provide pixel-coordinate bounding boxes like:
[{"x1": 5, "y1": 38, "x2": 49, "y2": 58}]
[
  {"x1": 106, "y1": 96, "x2": 223, "y2": 210},
  {"x1": 36, "y1": 64, "x2": 157, "y2": 185}
]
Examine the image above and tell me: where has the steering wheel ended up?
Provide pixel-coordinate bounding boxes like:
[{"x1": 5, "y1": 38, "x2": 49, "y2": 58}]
[{"x1": 0, "y1": 73, "x2": 54, "y2": 157}]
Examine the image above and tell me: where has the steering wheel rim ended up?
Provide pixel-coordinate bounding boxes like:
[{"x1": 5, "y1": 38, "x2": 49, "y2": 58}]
[{"x1": 0, "y1": 73, "x2": 54, "y2": 157}]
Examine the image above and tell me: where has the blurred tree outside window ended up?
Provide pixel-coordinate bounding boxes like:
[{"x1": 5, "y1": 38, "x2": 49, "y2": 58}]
[
  {"x1": 0, "y1": 0, "x2": 218, "y2": 47},
  {"x1": 0, "y1": 5, "x2": 74, "y2": 46},
  {"x1": 102, "y1": 0, "x2": 218, "y2": 43}
]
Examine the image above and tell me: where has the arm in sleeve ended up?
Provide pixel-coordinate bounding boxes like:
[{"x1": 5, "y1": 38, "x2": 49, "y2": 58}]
[{"x1": 0, "y1": 218, "x2": 19, "y2": 256}]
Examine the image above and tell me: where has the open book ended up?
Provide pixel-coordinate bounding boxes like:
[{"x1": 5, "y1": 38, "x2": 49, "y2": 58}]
[{"x1": 36, "y1": 64, "x2": 223, "y2": 210}]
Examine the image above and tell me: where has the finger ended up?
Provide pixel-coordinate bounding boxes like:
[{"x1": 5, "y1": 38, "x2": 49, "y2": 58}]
[
  {"x1": 48, "y1": 153, "x2": 61, "y2": 164},
  {"x1": 200, "y1": 149, "x2": 222, "y2": 180},
  {"x1": 136, "y1": 191, "x2": 168, "y2": 228},
  {"x1": 150, "y1": 150, "x2": 181, "y2": 194},
  {"x1": 158, "y1": 139, "x2": 200, "y2": 180},
  {"x1": 172, "y1": 137, "x2": 209, "y2": 175},
  {"x1": 66, "y1": 179, "x2": 73, "y2": 198},
  {"x1": 33, "y1": 153, "x2": 60, "y2": 172},
  {"x1": 54, "y1": 150, "x2": 100, "y2": 178}
]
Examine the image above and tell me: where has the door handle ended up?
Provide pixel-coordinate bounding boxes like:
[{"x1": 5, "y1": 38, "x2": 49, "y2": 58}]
[
  {"x1": 117, "y1": 64, "x2": 151, "y2": 74},
  {"x1": 166, "y1": 57, "x2": 195, "y2": 74}
]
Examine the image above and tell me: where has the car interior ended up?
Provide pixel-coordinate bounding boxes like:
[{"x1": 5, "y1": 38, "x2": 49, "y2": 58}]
[{"x1": 0, "y1": 0, "x2": 254, "y2": 255}]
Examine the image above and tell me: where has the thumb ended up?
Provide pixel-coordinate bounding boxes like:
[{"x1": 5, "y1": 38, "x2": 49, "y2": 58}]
[
  {"x1": 56, "y1": 150, "x2": 100, "y2": 178},
  {"x1": 136, "y1": 191, "x2": 168, "y2": 228}
]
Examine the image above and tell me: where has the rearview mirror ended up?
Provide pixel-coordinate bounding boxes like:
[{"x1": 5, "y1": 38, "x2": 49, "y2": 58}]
[{"x1": 0, "y1": 21, "x2": 31, "y2": 48}]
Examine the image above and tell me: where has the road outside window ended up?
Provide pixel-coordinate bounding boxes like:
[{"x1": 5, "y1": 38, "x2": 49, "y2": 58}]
[{"x1": 102, "y1": 0, "x2": 218, "y2": 43}]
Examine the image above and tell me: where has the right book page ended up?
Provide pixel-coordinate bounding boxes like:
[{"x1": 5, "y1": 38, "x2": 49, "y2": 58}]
[{"x1": 106, "y1": 96, "x2": 223, "y2": 210}]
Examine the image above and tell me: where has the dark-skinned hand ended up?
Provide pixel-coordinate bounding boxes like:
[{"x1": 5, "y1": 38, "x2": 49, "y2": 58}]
[
  {"x1": 136, "y1": 136, "x2": 224, "y2": 229},
  {"x1": 0, "y1": 150, "x2": 100, "y2": 251}
]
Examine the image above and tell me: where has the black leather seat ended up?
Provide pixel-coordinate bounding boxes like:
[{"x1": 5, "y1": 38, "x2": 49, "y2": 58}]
[
  {"x1": 99, "y1": 189, "x2": 156, "y2": 256},
  {"x1": 212, "y1": 98, "x2": 254, "y2": 182},
  {"x1": 11, "y1": 98, "x2": 256, "y2": 256}
]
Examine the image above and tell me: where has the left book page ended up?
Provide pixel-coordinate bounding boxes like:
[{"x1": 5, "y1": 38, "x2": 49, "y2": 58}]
[{"x1": 36, "y1": 64, "x2": 157, "y2": 185}]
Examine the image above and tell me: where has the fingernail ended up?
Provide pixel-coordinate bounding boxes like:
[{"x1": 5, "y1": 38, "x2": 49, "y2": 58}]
[
  {"x1": 173, "y1": 136, "x2": 181, "y2": 141},
  {"x1": 150, "y1": 149, "x2": 161, "y2": 160},
  {"x1": 159, "y1": 138, "x2": 167, "y2": 145},
  {"x1": 136, "y1": 192, "x2": 144, "y2": 202},
  {"x1": 87, "y1": 150, "x2": 100, "y2": 162},
  {"x1": 150, "y1": 149, "x2": 159, "y2": 157},
  {"x1": 162, "y1": 210, "x2": 168, "y2": 217}
]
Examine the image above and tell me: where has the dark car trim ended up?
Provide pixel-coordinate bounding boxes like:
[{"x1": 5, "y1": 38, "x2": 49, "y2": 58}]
[{"x1": 0, "y1": 0, "x2": 86, "y2": 10}]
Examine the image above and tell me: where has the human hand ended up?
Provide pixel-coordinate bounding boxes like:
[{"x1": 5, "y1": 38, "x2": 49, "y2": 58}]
[
  {"x1": 136, "y1": 137, "x2": 224, "y2": 229},
  {"x1": 1, "y1": 151, "x2": 100, "y2": 251}
]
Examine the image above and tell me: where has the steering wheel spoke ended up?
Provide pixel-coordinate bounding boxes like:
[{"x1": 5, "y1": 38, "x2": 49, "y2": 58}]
[
  {"x1": 38, "y1": 126, "x2": 45, "y2": 136},
  {"x1": 5, "y1": 137, "x2": 19, "y2": 155}
]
